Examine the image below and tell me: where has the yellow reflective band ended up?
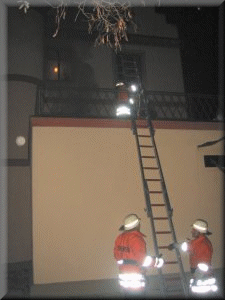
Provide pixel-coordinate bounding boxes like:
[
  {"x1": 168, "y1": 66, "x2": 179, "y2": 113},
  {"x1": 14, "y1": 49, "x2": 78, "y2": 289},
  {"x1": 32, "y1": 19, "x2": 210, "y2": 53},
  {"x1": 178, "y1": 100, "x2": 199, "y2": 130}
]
[
  {"x1": 116, "y1": 106, "x2": 131, "y2": 116},
  {"x1": 181, "y1": 242, "x2": 188, "y2": 252},
  {"x1": 197, "y1": 263, "x2": 209, "y2": 272},
  {"x1": 119, "y1": 273, "x2": 144, "y2": 281},
  {"x1": 156, "y1": 258, "x2": 164, "y2": 268},
  {"x1": 191, "y1": 285, "x2": 211, "y2": 293}
]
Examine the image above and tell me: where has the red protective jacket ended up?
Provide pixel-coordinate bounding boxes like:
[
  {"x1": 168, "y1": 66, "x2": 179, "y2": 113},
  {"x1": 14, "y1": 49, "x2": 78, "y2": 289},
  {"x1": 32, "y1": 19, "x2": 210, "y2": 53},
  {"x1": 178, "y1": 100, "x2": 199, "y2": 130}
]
[
  {"x1": 117, "y1": 86, "x2": 129, "y2": 103},
  {"x1": 189, "y1": 235, "x2": 213, "y2": 269},
  {"x1": 114, "y1": 230, "x2": 147, "y2": 273}
]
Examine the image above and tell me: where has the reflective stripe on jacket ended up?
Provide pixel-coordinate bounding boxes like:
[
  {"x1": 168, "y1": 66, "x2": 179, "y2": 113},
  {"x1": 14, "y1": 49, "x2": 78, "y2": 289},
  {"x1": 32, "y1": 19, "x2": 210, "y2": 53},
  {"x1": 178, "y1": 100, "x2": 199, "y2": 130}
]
[
  {"x1": 189, "y1": 235, "x2": 213, "y2": 269},
  {"x1": 114, "y1": 230, "x2": 147, "y2": 273}
]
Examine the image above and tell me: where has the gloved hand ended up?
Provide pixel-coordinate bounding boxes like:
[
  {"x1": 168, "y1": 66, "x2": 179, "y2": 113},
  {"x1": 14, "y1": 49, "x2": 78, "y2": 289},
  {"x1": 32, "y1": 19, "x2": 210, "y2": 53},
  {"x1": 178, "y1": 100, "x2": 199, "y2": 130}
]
[
  {"x1": 154, "y1": 255, "x2": 164, "y2": 268},
  {"x1": 168, "y1": 242, "x2": 176, "y2": 251}
]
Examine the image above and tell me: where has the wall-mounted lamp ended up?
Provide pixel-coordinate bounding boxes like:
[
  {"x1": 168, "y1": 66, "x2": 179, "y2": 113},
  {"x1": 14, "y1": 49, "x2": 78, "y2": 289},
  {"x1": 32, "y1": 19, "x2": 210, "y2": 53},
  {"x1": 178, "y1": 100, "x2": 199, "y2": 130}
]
[
  {"x1": 16, "y1": 136, "x2": 26, "y2": 147},
  {"x1": 53, "y1": 66, "x2": 59, "y2": 73}
]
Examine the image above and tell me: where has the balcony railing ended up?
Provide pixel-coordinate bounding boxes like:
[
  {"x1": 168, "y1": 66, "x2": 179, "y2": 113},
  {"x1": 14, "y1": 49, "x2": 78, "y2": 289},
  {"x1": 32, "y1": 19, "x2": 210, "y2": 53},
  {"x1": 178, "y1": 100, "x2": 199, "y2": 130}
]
[{"x1": 35, "y1": 82, "x2": 220, "y2": 122}]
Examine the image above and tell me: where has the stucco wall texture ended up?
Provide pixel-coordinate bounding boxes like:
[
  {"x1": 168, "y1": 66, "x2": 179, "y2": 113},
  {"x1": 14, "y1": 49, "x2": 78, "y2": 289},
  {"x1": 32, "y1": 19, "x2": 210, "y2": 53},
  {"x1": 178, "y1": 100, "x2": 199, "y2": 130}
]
[{"x1": 32, "y1": 120, "x2": 223, "y2": 284}]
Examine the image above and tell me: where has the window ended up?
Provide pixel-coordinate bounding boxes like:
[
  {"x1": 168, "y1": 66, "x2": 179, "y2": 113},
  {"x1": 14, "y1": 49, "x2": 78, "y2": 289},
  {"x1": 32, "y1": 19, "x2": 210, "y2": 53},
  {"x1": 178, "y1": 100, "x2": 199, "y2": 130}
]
[
  {"x1": 45, "y1": 46, "x2": 71, "y2": 81},
  {"x1": 204, "y1": 155, "x2": 224, "y2": 169},
  {"x1": 115, "y1": 53, "x2": 142, "y2": 86}
]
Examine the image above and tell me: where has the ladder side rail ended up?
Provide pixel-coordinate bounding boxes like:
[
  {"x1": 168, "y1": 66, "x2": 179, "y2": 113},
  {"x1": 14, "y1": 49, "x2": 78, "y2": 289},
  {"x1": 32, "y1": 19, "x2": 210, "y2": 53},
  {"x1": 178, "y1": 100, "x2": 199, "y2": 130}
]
[
  {"x1": 142, "y1": 93, "x2": 189, "y2": 297},
  {"x1": 143, "y1": 95, "x2": 173, "y2": 214},
  {"x1": 132, "y1": 119, "x2": 166, "y2": 296},
  {"x1": 132, "y1": 120, "x2": 159, "y2": 256}
]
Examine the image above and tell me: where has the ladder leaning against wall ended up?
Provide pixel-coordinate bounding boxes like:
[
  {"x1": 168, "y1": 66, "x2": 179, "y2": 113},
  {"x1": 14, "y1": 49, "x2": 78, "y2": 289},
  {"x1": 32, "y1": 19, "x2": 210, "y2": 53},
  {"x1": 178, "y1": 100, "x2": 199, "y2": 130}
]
[
  {"x1": 131, "y1": 91, "x2": 189, "y2": 297},
  {"x1": 117, "y1": 54, "x2": 188, "y2": 297}
]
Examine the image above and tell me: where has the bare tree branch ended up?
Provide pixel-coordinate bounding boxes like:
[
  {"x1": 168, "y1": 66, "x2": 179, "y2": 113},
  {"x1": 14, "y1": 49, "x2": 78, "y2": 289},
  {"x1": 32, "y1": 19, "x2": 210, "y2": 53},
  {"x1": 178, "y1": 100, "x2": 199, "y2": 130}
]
[{"x1": 18, "y1": 0, "x2": 137, "y2": 50}]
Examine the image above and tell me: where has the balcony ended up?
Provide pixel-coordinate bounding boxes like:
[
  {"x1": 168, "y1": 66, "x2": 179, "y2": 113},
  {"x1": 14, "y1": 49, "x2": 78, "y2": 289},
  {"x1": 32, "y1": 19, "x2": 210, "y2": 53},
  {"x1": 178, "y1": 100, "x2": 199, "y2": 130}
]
[{"x1": 35, "y1": 81, "x2": 220, "y2": 122}]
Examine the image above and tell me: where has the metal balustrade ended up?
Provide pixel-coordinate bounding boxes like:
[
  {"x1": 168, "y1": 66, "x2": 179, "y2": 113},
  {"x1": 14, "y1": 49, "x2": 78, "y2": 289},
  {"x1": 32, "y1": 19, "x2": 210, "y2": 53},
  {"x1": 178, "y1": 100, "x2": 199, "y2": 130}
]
[{"x1": 35, "y1": 82, "x2": 220, "y2": 122}]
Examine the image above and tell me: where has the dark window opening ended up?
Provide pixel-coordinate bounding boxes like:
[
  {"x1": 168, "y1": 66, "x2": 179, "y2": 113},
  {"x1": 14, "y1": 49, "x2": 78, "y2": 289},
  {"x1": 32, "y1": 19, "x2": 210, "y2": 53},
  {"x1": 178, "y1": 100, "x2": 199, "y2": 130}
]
[
  {"x1": 204, "y1": 155, "x2": 224, "y2": 169},
  {"x1": 45, "y1": 47, "x2": 72, "y2": 81},
  {"x1": 115, "y1": 53, "x2": 142, "y2": 86}
]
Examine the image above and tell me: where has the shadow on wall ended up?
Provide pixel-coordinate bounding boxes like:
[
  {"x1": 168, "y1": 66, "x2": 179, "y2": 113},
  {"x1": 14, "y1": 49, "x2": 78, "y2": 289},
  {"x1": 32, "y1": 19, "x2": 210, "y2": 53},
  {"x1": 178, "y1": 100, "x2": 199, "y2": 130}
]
[
  {"x1": 70, "y1": 43, "x2": 98, "y2": 89},
  {"x1": 59, "y1": 42, "x2": 99, "y2": 117}
]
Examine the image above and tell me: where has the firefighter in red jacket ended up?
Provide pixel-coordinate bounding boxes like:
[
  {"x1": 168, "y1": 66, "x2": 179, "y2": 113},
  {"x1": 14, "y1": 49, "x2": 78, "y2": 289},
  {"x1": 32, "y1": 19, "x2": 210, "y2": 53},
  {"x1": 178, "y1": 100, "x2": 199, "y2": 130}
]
[
  {"x1": 116, "y1": 82, "x2": 131, "y2": 117},
  {"x1": 114, "y1": 214, "x2": 164, "y2": 295},
  {"x1": 168, "y1": 219, "x2": 218, "y2": 294}
]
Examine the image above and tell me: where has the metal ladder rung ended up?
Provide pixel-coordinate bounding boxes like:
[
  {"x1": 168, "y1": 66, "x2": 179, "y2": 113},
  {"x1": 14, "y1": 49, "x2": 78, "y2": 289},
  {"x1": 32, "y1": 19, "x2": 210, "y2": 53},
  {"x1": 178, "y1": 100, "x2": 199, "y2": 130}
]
[
  {"x1": 165, "y1": 276, "x2": 182, "y2": 282},
  {"x1": 164, "y1": 261, "x2": 178, "y2": 264},
  {"x1": 133, "y1": 115, "x2": 188, "y2": 297},
  {"x1": 146, "y1": 179, "x2": 161, "y2": 181},
  {"x1": 138, "y1": 135, "x2": 151, "y2": 137},
  {"x1": 124, "y1": 68, "x2": 138, "y2": 71},
  {"x1": 143, "y1": 167, "x2": 159, "y2": 170},
  {"x1": 165, "y1": 288, "x2": 183, "y2": 294},
  {"x1": 139, "y1": 145, "x2": 154, "y2": 148}
]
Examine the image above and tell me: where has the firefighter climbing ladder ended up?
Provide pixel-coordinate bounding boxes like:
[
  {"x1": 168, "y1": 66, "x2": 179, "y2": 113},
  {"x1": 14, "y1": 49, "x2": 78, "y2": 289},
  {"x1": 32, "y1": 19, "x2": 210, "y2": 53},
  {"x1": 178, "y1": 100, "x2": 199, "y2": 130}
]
[{"x1": 131, "y1": 93, "x2": 189, "y2": 297}]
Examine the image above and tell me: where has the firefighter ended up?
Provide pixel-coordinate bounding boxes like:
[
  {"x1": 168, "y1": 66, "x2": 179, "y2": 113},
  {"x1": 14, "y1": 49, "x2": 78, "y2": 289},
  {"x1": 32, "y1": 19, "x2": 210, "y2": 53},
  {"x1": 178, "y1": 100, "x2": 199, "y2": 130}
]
[
  {"x1": 114, "y1": 213, "x2": 164, "y2": 296},
  {"x1": 168, "y1": 219, "x2": 218, "y2": 294},
  {"x1": 116, "y1": 82, "x2": 131, "y2": 117}
]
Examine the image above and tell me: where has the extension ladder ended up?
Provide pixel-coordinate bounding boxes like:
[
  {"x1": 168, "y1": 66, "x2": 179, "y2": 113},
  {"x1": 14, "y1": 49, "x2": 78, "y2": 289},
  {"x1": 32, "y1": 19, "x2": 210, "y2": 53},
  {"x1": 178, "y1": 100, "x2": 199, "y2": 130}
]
[{"x1": 131, "y1": 91, "x2": 189, "y2": 297}]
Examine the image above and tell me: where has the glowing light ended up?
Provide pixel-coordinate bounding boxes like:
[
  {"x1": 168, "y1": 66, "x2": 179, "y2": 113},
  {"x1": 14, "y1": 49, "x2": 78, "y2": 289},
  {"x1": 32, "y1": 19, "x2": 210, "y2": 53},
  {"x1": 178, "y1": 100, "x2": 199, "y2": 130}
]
[
  {"x1": 191, "y1": 285, "x2": 211, "y2": 293},
  {"x1": 181, "y1": 242, "x2": 188, "y2": 252},
  {"x1": 119, "y1": 280, "x2": 145, "y2": 289},
  {"x1": 198, "y1": 263, "x2": 209, "y2": 272},
  {"x1": 190, "y1": 276, "x2": 218, "y2": 294},
  {"x1": 53, "y1": 67, "x2": 59, "y2": 73},
  {"x1": 211, "y1": 285, "x2": 218, "y2": 292},
  {"x1": 207, "y1": 278, "x2": 216, "y2": 285},
  {"x1": 130, "y1": 85, "x2": 137, "y2": 92},
  {"x1": 117, "y1": 260, "x2": 123, "y2": 265},
  {"x1": 129, "y1": 98, "x2": 134, "y2": 104},
  {"x1": 116, "y1": 82, "x2": 124, "y2": 87},
  {"x1": 142, "y1": 256, "x2": 152, "y2": 267},
  {"x1": 119, "y1": 273, "x2": 145, "y2": 289},
  {"x1": 119, "y1": 273, "x2": 144, "y2": 281},
  {"x1": 156, "y1": 258, "x2": 164, "y2": 268},
  {"x1": 16, "y1": 136, "x2": 26, "y2": 146},
  {"x1": 116, "y1": 105, "x2": 131, "y2": 116}
]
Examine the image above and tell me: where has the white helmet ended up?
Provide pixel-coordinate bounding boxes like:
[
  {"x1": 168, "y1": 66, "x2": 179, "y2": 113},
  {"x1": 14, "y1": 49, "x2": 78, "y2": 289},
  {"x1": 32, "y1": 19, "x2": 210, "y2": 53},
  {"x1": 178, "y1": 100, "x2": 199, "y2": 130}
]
[
  {"x1": 119, "y1": 214, "x2": 141, "y2": 231},
  {"x1": 192, "y1": 219, "x2": 211, "y2": 234}
]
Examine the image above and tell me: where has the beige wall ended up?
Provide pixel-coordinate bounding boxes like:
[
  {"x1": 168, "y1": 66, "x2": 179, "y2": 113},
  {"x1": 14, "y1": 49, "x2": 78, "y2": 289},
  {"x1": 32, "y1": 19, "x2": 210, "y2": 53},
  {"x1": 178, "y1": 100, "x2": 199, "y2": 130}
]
[{"x1": 32, "y1": 122, "x2": 224, "y2": 284}]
